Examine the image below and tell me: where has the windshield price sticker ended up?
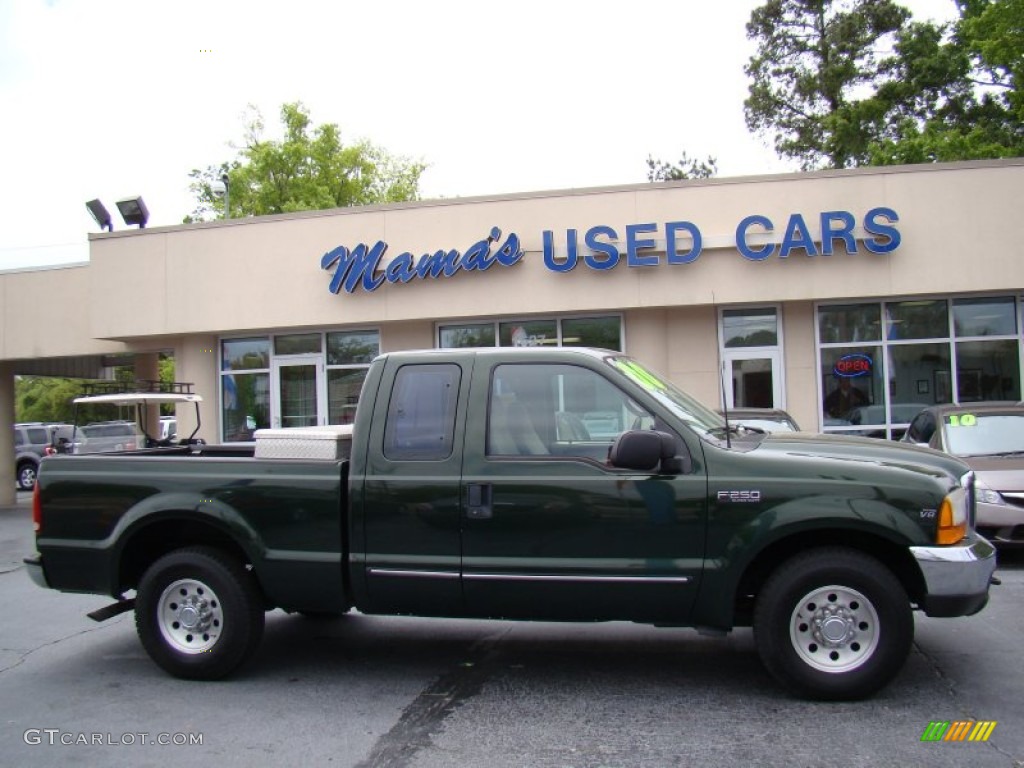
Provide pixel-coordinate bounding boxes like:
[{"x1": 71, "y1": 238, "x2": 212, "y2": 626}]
[{"x1": 947, "y1": 414, "x2": 977, "y2": 427}]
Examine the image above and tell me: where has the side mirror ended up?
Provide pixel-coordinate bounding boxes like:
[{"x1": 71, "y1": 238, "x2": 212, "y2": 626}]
[{"x1": 609, "y1": 430, "x2": 688, "y2": 474}]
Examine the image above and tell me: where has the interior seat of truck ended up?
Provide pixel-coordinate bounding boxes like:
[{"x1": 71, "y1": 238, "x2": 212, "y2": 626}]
[{"x1": 488, "y1": 396, "x2": 549, "y2": 456}]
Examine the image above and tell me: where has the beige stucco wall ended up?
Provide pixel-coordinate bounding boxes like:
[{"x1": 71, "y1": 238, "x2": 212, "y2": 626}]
[
  {"x1": 1, "y1": 159, "x2": 1022, "y2": 451},
  {"x1": 781, "y1": 301, "x2": 818, "y2": 430},
  {"x1": 0, "y1": 265, "x2": 126, "y2": 361},
  {"x1": 2, "y1": 160, "x2": 1021, "y2": 361}
]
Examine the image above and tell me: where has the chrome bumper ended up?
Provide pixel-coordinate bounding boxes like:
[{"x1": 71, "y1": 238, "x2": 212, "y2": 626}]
[{"x1": 910, "y1": 535, "x2": 997, "y2": 617}]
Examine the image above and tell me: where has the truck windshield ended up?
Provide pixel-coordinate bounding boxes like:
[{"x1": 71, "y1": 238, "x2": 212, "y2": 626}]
[{"x1": 604, "y1": 355, "x2": 727, "y2": 439}]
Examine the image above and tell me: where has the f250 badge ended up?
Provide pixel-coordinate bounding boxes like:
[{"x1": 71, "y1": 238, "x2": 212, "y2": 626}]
[{"x1": 717, "y1": 490, "x2": 762, "y2": 503}]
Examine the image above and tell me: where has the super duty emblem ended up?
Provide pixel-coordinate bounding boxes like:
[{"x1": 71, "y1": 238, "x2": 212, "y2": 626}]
[{"x1": 717, "y1": 490, "x2": 762, "y2": 503}]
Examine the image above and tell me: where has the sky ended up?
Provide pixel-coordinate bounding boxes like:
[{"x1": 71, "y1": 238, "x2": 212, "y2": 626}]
[{"x1": 0, "y1": 0, "x2": 960, "y2": 270}]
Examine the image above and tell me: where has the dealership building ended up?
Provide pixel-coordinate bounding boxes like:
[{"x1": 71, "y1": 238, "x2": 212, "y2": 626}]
[{"x1": 2, "y1": 158, "x2": 1023, "y2": 502}]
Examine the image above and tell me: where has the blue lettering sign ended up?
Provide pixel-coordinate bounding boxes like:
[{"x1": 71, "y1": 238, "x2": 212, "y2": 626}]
[
  {"x1": 820, "y1": 210, "x2": 857, "y2": 255},
  {"x1": 862, "y1": 207, "x2": 901, "y2": 254},
  {"x1": 322, "y1": 207, "x2": 900, "y2": 294},
  {"x1": 779, "y1": 213, "x2": 818, "y2": 257},
  {"x1": 543, "y1": 229, "x2": 579, "y2": 272},
  {"x1": 736, "y1": 215, "x2": 774, "y2": 261},
  {"x1": 584, "y1": 226, "x2": 619, "y2": 270},
  {"x1": 626, "y1": 223, "x2": 659, "y2": 267},
  {"x1": 322, "y1": 227, "x2": 522, "y2": 294},
  {"x1": 666, "y1": 221, "x2": 701, "y2": 264}
]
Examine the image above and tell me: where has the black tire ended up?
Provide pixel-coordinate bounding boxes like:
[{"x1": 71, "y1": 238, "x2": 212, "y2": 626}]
[
  {"x1": 16, "y1": 461, "x2": 37, "y2": 491},
  {"x1": 135, "y1": 546, "x2": 265, "y2": 680},
  {"x1": 753, "y1": 547, "x2": 913, "y2": 701}
]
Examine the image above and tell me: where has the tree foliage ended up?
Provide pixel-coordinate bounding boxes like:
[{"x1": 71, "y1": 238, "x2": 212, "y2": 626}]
[
  {"x1": 186, "y1": 102, "x2": 426, "y2": 222},
  {"x1": 15, "y1": 357, "x2": 176, "y2": 423},
  {"x1": 744, "y1": 0, "x2": 1024, "y2": 169},
  {"x1": 867, "y1": 0, "x2": 1024, "y2": 163},
  {"x1": 744, "y1": 0, "x2": 910, "y2": 170},
  {"x1": 645, "y1": 153, "x2": 719, "y2": 181}
]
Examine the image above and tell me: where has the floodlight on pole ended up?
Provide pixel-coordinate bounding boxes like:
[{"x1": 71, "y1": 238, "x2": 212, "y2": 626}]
[
  {"x1": 115, "y1": 196, "x2": 150, "y2": 228},
  {"x1": 85, "y1": 199, "x2": 113, "y2": 232}
]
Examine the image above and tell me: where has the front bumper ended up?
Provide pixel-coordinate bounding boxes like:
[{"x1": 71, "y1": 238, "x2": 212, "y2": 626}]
[
  {"x1": 23, "y1": 554, "x2": 50, "y2": 589},
  {"x1": 910, "y1": 535, "x2": 997, "y2": 617}
]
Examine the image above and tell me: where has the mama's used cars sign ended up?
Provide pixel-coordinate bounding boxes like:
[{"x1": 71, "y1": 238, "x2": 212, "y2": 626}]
[{"x1": 320, "y1": 207, "x2": 900, "y2": 294}]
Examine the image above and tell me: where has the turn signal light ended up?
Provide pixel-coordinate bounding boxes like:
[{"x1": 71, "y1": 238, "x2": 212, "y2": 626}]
[{"x1": 936, "y1": 497, "x2": 966, "y2": 545}]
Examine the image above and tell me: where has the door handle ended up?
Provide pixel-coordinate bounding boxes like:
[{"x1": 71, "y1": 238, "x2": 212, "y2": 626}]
[{"x1": 466, "y1": 483, "x2": 493, "y2": 520}]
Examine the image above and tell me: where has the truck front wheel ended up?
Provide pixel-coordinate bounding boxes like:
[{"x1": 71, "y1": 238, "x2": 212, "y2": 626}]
[
  {"x1": 753, "y1": 548, "x2": 913, "y2": 700},
  {"x1": 135, "y1": 547, "x2": 265, "y2": 680}
]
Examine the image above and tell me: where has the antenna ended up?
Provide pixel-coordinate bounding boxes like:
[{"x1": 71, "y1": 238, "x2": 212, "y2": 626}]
[
  {"x1": 720, "y1": 360, "x2": 732, "y2": 449},
  {"x1": 713, "y1": 290, "x2": 731, "y2": 448}
]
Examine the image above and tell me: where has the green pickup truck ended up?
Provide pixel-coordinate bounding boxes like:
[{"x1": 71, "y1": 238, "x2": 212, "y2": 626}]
[{"x1": 25, "y1": 347, "x2": 996, "y2": 700}]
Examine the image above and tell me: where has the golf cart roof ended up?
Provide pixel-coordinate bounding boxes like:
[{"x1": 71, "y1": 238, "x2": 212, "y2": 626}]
[{"x1": 72, "y1": 393, "x2": 203, "y2": 406}]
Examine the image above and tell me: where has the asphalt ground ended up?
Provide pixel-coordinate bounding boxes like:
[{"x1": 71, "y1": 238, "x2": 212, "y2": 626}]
[{"x1": 2, "y1": 493, "x2": 1023, "y2": 767}]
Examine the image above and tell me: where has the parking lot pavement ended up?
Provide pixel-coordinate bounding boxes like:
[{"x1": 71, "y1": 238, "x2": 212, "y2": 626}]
[{"x1": 3, "y1": 496, "x2": 1023, "y2": 767}]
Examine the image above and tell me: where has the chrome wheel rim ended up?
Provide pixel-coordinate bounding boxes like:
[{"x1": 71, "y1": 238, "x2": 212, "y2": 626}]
[
  {"x1": 789, "y1": 585, "x2": 879, "y2": 673},
  {"x1": 157, "y1": 578, "x2": 223, "y2": 654}
]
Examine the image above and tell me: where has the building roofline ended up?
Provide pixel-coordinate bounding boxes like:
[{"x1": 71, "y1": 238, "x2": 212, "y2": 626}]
[{"x1": 88, "y1": 158, "x2": 1024, "y2": 242}]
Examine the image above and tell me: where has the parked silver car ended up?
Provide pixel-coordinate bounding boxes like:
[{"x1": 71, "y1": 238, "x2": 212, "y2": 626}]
[
  {"x1": 903, "y1": 403, "x2": 1024, "y2": 545},
  {"x1": 71, "y1": 421, "x2": 143, "y2": 454},
  {"x1": 13, "y1": 422, "x2": 74, "y2": 490}
]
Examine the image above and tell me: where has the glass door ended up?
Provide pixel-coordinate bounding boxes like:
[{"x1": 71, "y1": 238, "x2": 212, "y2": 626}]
[
  {"x1": 271, "y1": 355, "x2": 325, "y2": 428},
  {"x1": 722, "y1": 351, "x2": 783, "y2": 409}
]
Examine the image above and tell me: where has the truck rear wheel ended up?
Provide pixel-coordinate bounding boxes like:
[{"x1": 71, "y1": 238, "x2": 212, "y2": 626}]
[
  {"x1": 135, "y1": 547, "x2": 264, "y2": 680},
  {"x1": 753, "y1": 547, "x2": 913, "y2": 700}
]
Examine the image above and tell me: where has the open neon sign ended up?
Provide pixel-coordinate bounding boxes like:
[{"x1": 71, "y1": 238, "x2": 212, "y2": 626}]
[{"x1": 834, "y1": 354, "x2": 873, "y2": 377}]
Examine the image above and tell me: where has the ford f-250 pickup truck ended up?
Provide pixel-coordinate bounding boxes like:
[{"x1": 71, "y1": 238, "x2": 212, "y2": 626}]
[{"x1": 25, "y1": 347, "x2": 996, "y2": 700}]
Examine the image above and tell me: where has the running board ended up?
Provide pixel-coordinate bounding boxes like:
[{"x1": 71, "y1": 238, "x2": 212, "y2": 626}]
[{"x1": 87, "y1": 598, "x2": 135, "y2": 622}]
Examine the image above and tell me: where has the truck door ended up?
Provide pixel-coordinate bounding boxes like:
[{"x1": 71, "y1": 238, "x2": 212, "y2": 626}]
[
  {"x1": 460, "y1": 359, "x2": 706, "y2": 623},
  {"x1": 358, "y1": 357, "x2": 470, "y2": 615}
]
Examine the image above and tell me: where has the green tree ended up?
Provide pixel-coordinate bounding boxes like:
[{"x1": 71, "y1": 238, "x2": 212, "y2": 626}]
[
  {"x1": 744, "y1": 0, "x2": 911, "y2": 169},
  {"x1": 645, "y1": 153, "x2": 718, "y2": 181},
  {"x1": 868, "y1": 0, "x2": 1024, "y2": 163},
  {"x1": 15, "y1": 355, "x2": 178, "y2": 423},
  {"x1": 186, "y1": 102, "x2": 426, "y2": 222}
]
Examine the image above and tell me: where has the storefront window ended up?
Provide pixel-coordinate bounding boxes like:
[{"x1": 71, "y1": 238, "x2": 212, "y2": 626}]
[
  {"x1": 819, "y1": 295, "x2": 1024, "y2": 438},
  {"x1": 327, "y1": 330, "x2": 380, "y2": 365},
  {"x1": 274, "y1": 333, "x2": 322, "y2": 356},
  {"x1": 818, "y1": 304, "x2": 881, "y2": 344},
  {"x1": 222, "y1": 338, "x2": 270, "y2": 371},
  {"x1": 326, "y1": 330, "x2": 379, "y2": 425},
  {"x1": 439, "y1": 316, "x2": 621, "y2": 351},
  {"x1": 561, "y1": 317, "x2": 621, "y2": 350},
  {"x1": 956, "y1": 340, "x2": 1020, "y2": 402},
  {"x1": 820, "y1": 347, "x2": 883, "y2": 430},
  {"x1": 723, "y1": 308, "x2": 777, "y2": 347},
  {"x1": 328, "y1": 369, "x2": 367, "y2": 425},
  {"x1": 439, "y1": 324, "x2": 496, "y2": 348},
  {"x1": 499, "y1": 320, "x2": 557, "y2": 347},
  {"x1": 886, "y1": 300, "x2": 948, "y2": 340},
  {"x1": 953, "y1": 297, "x2": 1017, "y2": 337},
  {"x1": 887, "y1": 343, "x2": 950, "y2": 428},
  {"x1": 221, "y1": 372, "x2": 269, "y2": 441}
]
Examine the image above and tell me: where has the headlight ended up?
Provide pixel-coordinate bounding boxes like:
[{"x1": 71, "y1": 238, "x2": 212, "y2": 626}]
[
  {"x1": 937, "y1": 486, "x2": 968, "y2": 545},
  {"x1": 975, "y1": 480, "x2": 1006, "y2": 506}
]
